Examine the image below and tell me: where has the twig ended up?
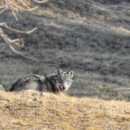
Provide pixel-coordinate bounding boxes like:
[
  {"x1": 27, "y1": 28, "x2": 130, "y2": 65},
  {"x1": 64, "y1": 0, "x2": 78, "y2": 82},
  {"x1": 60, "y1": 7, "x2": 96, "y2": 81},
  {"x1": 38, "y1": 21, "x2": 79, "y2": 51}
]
[
  {"x1": 0, "y1": 7, "x2": 7, "y2": 15},
  {"x1": 32, "y1": 0, "x2": 48, "y2": 4},
  {"x1": 0, "y1": 23, "x2": 37, "y2": 34},
  {"x1": 0, "y1": 27, "x2": 38, "y2": 62}
]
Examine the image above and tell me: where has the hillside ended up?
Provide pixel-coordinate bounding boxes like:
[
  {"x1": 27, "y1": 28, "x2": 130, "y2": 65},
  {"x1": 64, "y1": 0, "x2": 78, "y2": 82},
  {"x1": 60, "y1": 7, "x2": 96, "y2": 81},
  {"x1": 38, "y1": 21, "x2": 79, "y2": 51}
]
[
  {"x1": 0, "y1": 91, "x2": 129, "y2": 130},
  {"x1": 0, "y1": 0, "x2": 130, "y2": 100}
]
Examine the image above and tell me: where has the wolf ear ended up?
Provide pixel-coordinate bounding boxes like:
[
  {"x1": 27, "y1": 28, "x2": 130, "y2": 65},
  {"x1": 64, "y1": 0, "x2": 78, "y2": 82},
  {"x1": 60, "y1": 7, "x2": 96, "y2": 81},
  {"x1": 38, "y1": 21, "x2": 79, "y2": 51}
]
[
  {"x1": 69, "y1": 71, "x2": 74, "y2": 78},
  {"x1": 63, "y1": 72, "x2": 67, "y2": 76},
  {"x1": 57, "y1": 69, "x2": 63, "y2": 75}
]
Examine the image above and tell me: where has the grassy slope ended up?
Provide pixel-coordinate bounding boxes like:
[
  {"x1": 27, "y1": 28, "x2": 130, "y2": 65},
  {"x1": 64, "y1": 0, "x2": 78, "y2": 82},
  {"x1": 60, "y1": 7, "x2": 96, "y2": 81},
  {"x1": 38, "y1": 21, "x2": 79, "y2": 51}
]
[{"x1": 0, "y1": 91, "x2": 129, "y2": 130}]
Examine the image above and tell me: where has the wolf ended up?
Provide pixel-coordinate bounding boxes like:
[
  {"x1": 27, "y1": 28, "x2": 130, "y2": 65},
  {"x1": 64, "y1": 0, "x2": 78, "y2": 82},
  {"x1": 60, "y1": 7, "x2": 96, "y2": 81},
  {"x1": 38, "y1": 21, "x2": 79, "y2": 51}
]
[{"x1": 9, "y1": 69, "x2": 74, "y2": 93}]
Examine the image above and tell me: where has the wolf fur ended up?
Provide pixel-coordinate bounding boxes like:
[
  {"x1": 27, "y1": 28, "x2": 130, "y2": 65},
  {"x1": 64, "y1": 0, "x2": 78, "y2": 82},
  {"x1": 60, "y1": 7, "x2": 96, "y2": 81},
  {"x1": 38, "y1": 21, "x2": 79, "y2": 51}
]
[{"x1": 9, "y1": 69, "x2": 74, "y2": 93}]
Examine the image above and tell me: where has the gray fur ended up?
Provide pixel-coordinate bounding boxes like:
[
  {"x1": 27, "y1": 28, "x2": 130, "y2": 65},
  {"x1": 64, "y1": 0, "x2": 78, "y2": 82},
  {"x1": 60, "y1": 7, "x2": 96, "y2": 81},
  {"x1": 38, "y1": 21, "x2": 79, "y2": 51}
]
[{"x1": 9, "y1": 69, "x2": 74, "y2": 93}]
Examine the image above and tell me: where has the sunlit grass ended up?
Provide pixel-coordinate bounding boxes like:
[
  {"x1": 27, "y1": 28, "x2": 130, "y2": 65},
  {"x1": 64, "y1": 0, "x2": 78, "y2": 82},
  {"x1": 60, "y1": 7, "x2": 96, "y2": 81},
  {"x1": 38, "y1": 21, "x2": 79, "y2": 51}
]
[{"x1": 0, "y1": 91, "x2": 129, "y2": 129}]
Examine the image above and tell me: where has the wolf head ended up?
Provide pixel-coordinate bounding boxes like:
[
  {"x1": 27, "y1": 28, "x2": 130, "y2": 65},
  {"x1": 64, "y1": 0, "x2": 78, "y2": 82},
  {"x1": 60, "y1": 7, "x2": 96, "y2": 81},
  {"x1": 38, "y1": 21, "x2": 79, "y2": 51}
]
[
  {"x1": 56, "y1": 69, "x2": 74, "y2": 91},
  {"x1": 46, "y1": 69, "x2": 74, "y2": 92}
]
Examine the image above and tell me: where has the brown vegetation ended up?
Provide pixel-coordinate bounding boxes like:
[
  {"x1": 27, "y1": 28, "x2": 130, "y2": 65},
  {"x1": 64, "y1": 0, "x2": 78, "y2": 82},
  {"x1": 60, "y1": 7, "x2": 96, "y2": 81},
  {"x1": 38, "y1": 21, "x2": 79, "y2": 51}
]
[
  {"x1": 0, "y1": 0, "x2": 48, "y2": 13},
  {"x1": 0, "y1": 91, "x2": 129, "y2": 130}
]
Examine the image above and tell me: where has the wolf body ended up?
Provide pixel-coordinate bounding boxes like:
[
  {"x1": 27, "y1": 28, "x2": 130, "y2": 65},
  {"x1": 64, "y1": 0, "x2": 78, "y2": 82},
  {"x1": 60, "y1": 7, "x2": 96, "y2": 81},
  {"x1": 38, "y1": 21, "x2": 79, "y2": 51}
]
[{"x1": 10, "y1": 70, "x2": 74, "y2": 93}]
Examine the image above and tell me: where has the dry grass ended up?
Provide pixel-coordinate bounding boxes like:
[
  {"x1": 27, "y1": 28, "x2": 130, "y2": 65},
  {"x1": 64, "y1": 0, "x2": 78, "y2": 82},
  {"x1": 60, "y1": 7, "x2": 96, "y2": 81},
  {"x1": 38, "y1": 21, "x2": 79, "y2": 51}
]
[
  {"x1": 0, "y1": 91, "x2": 129, "y2": 130},
  {"x1": 0, "y1": 0, "x2": 33, "y2": 12},
  {"x1": 0, "y1": 0, "x2": 48, "y2": 14}
]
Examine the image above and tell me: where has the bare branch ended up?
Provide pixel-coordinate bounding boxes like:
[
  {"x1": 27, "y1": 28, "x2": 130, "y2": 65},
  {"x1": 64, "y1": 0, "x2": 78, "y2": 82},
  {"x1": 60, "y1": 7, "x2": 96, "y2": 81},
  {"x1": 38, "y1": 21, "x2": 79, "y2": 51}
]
[
  {"x1": 0, "y1": 27, "x2": 24, "y2": 51},
  {"x1": 0, "y1": 0, "x2": 49, "y2": 19},
  {"x1": 9, "y1": 43, "x2": 39, "y2": 61},
  {"x1": 32, "y1": 0, "x2": 48, "y2": 4},
  {"x1": 0, "y1": 23, "x2": 37, "y2": 34},
  {"x1": 0, "y1": 6, "x2": 7, "y2": 14},
  {"x1": 0, "y1": 8, "x2": 6, "y2": 14},
  {"x1": 25, "y1": 6, "x2": 38, "y2": 12},
  {"x1": 0, "y1": 27, "x2": 38, "y2": 61},
  {"x1": 4, "y1": 0, "x2": 32, "y2": 12}
]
